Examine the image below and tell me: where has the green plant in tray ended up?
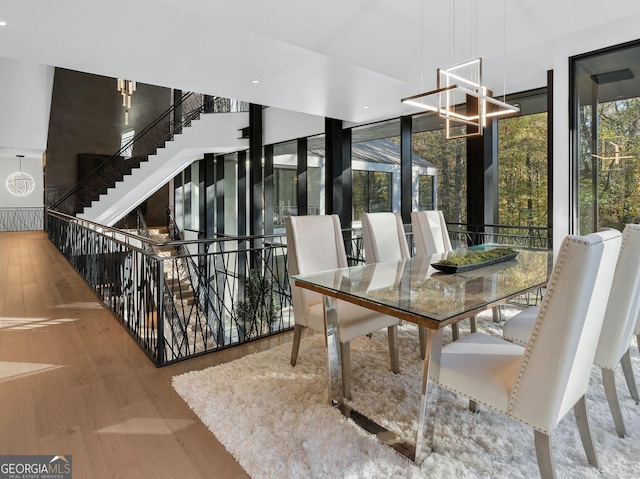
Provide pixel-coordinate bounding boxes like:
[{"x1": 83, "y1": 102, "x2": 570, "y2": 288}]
[{"x1": 439, "y1": 247, "x2": 516, "y2": 266}]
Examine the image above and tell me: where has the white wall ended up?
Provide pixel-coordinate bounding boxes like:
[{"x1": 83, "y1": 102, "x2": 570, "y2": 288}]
[
  {"x1": 0, "y1": 57, "x2": 53, "y2": 209},
  {"x1": 0, "y1": 57, "x2": 54, "y2": 152}
]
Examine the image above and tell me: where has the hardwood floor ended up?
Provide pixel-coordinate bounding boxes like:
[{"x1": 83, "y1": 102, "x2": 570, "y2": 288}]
[{"x1": 0, "y1": 231, "x2": 293, "y2": 478}]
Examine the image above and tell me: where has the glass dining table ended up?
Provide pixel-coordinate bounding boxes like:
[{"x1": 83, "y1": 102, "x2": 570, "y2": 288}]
[{"x1": 291, "y1": 246, "x2": 553, "y2": 464}]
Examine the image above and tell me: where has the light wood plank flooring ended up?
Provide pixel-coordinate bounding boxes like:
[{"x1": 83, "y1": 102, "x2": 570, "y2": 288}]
[{"x1": 0, "y1": 231, "x2": 293, "y2": 478}]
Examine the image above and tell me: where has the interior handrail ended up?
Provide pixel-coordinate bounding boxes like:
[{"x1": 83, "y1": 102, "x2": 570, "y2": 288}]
[{"x1": 49, "y1": 91, "x2": 204, "y2": 215}]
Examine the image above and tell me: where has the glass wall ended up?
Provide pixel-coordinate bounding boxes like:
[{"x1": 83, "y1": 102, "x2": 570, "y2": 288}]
[
  {"x1": 168, "y1": 86, "x2": 555, "y2": 239},
  {"x1": 352, "y1": 170, "x2": 392, "y2": 215},
  {"x1": 307, "y1": 134, "x2": 325, "y2": 216},
  {"x1": 412, "y1": 114, "x2": 466, "y2": 224},
  {"x1": 574, "y1": 42, "x2": 640, "y2": 233},
  {"x1": 173, "y1": 162, "x2": 200, "y2": 233},
  {"x1": 416, "y1": 174, "x2": 434, "y2": 210},
  {"x1": 498, "y1": 91, "x2": 548, "y2": 228},
  {"x1": 273, "y1": 140, "x2": 297, "y2": 229},
  {"x1": 223, "y1": 153, "x2": 238, "y2": 236},
  {"x1": 351, "y1": 120, "x2": 400, "y2": 224}
]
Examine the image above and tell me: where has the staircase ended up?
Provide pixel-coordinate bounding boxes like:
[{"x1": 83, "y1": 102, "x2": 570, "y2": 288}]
[
  {"x1": 150, "y1": 226, "x2": 197, "y2": 307},
  {"x1": 135, "y1": 213, "x2": 220, "y2": 355},
  {"x1": 79, "y1": 112, "x2": 248, "y2": 226},
  {"x1": 50, "y1": 93, "x2": 249, "y2": 227}
]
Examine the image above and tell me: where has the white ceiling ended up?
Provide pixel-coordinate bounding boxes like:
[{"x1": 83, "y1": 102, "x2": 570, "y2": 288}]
[{"x1": 1, "y1": 0, "x2": 640, "y2": 127}]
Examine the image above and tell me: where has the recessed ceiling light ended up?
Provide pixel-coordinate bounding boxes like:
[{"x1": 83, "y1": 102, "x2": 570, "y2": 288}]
[
  {"x1": 0, "y1": 21, "x2": 7, "y2": 26},
  {"x1": 251, "y1": 80, "x2": 260, "y2": 84},
  {"x1": 362, "y1": 105, "x2": 370, "y2": 109}
]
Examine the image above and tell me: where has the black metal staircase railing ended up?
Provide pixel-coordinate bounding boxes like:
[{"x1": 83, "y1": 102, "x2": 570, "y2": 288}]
[
  {"x1": 166, "y1": 208, "x2": 226, "y2": 348},
  {"x1": 49, "y1": 93, "x2": 249, "y2": 217},
  {"x1": 132, "y1": 208, "x2": 192, "y2": 358},
  {"x1": 49, "y1": 92, "x2": 199, "y2": 215}
]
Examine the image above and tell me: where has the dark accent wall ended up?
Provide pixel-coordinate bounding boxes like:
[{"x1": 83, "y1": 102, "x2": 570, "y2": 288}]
[{"x1": 46, "y1": 68, "x2": 172, "y2": 225}]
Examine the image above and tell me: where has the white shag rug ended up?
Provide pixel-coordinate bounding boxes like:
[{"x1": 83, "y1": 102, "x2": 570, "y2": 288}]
[{"x1": 173, "y1": 309, "x2": 640, "y2": 478}]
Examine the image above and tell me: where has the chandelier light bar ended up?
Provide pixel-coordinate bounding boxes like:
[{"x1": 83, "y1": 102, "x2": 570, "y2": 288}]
[
  {"x1": 401, "y1": 58, "x2": 519, "y2": 138},
  {"x1": 117, "y1": 78, "x2": 136, "y2": 125}
]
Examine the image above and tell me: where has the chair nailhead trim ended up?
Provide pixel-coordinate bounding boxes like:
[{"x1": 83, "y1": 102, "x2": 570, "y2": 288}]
[{"x1": 508, "y1": 239, "x2": 571, "y2": 415}]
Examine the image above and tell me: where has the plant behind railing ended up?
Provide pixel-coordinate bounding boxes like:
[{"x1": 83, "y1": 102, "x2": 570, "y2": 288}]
[
  {"x1": 202, "y1": 234, "x2": 291, "y2": 344},
  {"x1": 234, "y1": 269, "x2": 277, "y2": 341}
]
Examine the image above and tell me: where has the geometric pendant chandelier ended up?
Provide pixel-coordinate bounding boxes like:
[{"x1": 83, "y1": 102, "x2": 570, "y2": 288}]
[
  {"x1": 401, "y1": 58, "x2": 519, "y2": 139},
  {"x1": 6, "y1": 154, "x2": 35, "y2": 196}
]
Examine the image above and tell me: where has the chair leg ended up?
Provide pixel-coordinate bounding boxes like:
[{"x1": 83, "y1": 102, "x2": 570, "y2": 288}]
[
  {"x1": 418, "y1": 326, "x2": 427, "y2": 360},
  {"x1": 602, "y1": 367, "x2": 626, "y2": 438},
  {"x1": 469, "y1": 400, "x2": 479, "y2": 412},
  {"x1": 637, "y1": 334, "x2": 640, "y2": 356},
  {"x1": 290, "y1": 323, "x2": 303, "y2": 367},
  {"x1": 451, "y1": 323, "x2": 459, "y2": 341},
  {"x1": 388, "y1": 325, "x2": 400, "y2": 374},
  {"x1": 340, "y1": 342, "x2": 352, "y2": 400},
  {"x1": 534, "y1": 430, "x2": 556, "y2": 479},
  {"x1": 574, "y1": 394, "x2": 601, "y2": 469},
  {"x1": 492, "y1": 305, "x2": 502, "y2": 323},
  {"x1": 469, "y1": 316, "x2": 477, "y2": 333},
  {"x1": 620, "y1": 348, "x2": 640, "y2": 404}
]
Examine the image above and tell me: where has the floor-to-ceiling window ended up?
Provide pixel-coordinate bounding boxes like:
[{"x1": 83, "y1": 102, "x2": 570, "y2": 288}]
[
  {"x1": 351, "y1": 120, "x2": 400, "y2": 223},
  {"x1": 223, "y1": 153, "x2": 238, "y2": 236},
  {"x1": 352, "y1": 170, "x2": 392, "y2": 216},
  {"x1": 416, "y1": 174, "x2": 434, "y2": 210},
  {"x1": 307, "y1": 134, "x2": 325, "y2": 216},
  {"x1": 498, "y1": 90, "x2": 548, "y2": 228},
  {"x1": 173, "y1": 162, "x2": 200, "y2": 234},
  {"x1": 412, "y1": 114, "x2": 466, "y2": 224},
  {"x1": 349, "y1": 119, "x2": 436, "y2": 226},
  {"x1": 573, "y1": 41, "x2": 640, "y2": 233},
  {"x1": 273, "y1": 140, "x2": 297, "y2": 229}
]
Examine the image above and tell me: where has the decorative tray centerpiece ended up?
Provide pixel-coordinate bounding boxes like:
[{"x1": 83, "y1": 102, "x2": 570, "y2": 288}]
[{"x1": 431, "y1": 247, "x2": 519, "y2": 274}]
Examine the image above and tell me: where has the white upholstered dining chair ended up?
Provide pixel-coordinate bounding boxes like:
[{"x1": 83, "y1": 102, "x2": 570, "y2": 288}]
[
  {"x1": 361, "y1": 211, "x2": 427, "y2": 358},
  {"x1": 286, "y1": 214, "x2": 400, "y2": 400},
  {"x1": 410, "y1": 210, "x2": 452, "y2": 257},
  {"x1": 362, "y1": 212, "x2": 410, "y2": 263},
  {"x1": 411, "y1": 209, "x2": 482, "y2": 337},
  {"x1": 504, "y1": 224, "x2": 640, "y2": 437},
  {"x1": 434, "y1": 230, "x2": 621, "y2": 479}
]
